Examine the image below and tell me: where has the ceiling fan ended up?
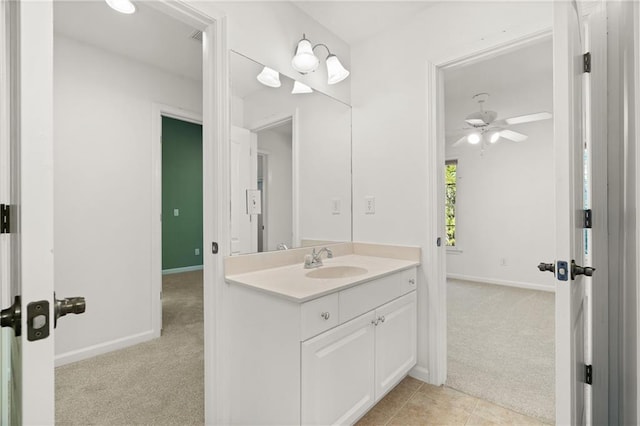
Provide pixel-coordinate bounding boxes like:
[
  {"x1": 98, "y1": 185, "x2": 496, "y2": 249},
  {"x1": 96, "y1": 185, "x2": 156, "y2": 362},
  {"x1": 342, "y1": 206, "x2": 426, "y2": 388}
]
[{"x1": 451, "y1": 93, "x2": 552, "y2": 148}]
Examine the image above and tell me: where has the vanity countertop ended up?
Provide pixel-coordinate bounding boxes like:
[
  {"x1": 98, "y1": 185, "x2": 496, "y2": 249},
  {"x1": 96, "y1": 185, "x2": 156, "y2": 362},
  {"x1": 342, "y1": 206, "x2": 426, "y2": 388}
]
[{"x1": 225, "y1": 253, "x2": 419, "y2": 303}]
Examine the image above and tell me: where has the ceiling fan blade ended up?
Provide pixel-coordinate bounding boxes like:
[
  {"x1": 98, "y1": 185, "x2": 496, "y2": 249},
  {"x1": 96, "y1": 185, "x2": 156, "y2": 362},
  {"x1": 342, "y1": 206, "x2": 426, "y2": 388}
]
[
  {"x1": 500, "y1": 129, "x2": 528, "y2": 142},
  {"x1": 494, "y1": 112, "x2": 553, "y2": 126},
  {"x1": 451, "y1": 136, "x2": 468, "y2": 147}
]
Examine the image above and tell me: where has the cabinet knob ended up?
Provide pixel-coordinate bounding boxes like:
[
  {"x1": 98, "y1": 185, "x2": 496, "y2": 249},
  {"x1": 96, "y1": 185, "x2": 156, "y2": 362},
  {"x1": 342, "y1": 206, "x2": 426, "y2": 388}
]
[
  {"x1": 320, "y1": 312, "x2": 330, "y2": 320},
  {"x1": 408, "y1": 278, "x2": 415, "y2": 285},
  {"x1": 378, "y1": 316, "x2": 385, "y2": 323},
  {"x1": 371, "y1": 319, "x2": 379, "y2": 326}
]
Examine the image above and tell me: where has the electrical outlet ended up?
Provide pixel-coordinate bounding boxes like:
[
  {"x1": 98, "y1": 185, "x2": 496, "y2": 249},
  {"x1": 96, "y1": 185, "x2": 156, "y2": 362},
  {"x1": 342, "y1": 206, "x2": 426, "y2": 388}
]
[
  {"x1": 365, "y1": 196, "x2": 375, "y2": 214},
  {"x1": 195, "y1": 248, "x2": 200, "y2": 256}
]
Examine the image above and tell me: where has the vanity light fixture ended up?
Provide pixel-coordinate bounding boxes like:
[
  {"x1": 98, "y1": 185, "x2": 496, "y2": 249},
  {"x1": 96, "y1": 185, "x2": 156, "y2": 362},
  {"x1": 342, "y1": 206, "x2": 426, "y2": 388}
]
[
  {"x1": 291, "y1": 81, "x2": 313, "y2": 94},
  {"x1": 256, "y1": 66, "x2": 281, "y2": 88},
  {"x1": 291, "y1": 34, "x2": 350, "y2": 85},
  {"x1": 105, "y1": 0, "x2": 136, "y2": 14}
]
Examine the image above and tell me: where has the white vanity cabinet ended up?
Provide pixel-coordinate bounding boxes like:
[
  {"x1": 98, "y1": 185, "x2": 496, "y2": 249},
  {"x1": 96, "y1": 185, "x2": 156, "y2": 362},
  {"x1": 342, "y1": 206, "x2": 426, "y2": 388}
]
[
  {"x1": 301, "y1": 291, "x2": 417, "y2": 425},
  {"x1": 228, "y1": 266, "x2": 418, "y2": 425}
]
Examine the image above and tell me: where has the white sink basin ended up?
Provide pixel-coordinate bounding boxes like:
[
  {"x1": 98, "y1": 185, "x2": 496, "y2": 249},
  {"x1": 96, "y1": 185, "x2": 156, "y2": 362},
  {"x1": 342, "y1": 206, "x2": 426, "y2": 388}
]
[{"x1": 305, "y1": 266, "x2": 368, "y2": 279}]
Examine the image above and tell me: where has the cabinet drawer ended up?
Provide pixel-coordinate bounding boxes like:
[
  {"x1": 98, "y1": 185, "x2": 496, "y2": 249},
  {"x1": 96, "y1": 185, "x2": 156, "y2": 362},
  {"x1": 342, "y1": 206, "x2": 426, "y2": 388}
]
[
  {"x1": 399, "y1": 268, "x2": 417, "y2": 294},
  {"x1": 301, "y1": 293, "x2": 339, "y2": 340},
  {"x1": 340, "y1": 268, "x2": 415, "y2": 324}
]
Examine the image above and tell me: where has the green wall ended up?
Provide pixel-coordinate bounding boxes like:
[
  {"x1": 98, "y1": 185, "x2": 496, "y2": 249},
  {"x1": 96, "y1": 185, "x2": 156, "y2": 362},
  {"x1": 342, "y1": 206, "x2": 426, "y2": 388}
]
[{"x1": 162, "y1": 116, "x2": 203, "y2": 270}]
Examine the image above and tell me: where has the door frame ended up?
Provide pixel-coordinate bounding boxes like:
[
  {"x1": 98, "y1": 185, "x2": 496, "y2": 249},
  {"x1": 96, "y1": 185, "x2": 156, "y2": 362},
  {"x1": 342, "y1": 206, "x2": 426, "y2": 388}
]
[
  {"x1": 248, "y1": 112, "x2": 300, "y2": 247},
  {"x1": 424, "y1": 28, "x2": 553, "y2": 386},
  {"x1": 141, "y1": 2, "x2": 229, "y2": 424},
  {"x1": 151, "y1": 103, "x2": 203, "y2": 337},
  {"x1": 425, "y1": 5, "x2": 609, "y2": 423},
  {"x1": 256, "y1": 150, "x2": 269, "y2": 251}
]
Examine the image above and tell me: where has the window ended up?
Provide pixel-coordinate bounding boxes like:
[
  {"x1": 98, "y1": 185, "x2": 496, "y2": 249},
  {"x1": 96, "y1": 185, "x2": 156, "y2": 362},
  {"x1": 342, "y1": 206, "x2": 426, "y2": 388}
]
[{"x1": 445, "y1": 160, "x2": 457, "y2": 247}]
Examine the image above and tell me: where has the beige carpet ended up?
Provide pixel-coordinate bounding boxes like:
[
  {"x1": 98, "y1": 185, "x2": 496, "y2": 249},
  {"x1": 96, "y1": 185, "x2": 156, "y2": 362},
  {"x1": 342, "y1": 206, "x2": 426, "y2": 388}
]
[
  {"x1": 446, "y1": 279, "x2": 555, "y2": 423},
  {"x1": 56, "y1": 271, "x2": 204, "y2": 425}
]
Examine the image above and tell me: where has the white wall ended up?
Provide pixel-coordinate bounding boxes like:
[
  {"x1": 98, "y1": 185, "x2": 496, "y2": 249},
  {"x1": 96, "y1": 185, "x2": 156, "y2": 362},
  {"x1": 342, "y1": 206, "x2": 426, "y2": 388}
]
[
  {"x1": 53, "y1": 35, "x2": 202, "y2": 363},
  {"x1": 445, "y1": 70, "x2": 555, "y2": 291},
  {"x1": 257, "y1": 127, "x2": 293, "y2": 251},
  {"x1": 350, "y1": 2, "x2": 552, "y2": 382}
]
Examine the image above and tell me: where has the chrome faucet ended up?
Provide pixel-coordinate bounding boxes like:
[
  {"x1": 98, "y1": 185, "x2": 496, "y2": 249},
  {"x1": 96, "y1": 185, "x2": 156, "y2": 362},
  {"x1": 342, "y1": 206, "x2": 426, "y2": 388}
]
[
  {"x1": 277, "y1": 243, "x2": 289, "y2": 250},
  {"x1": 304, "y1": 247, "x2": 333, "y2": 269}
]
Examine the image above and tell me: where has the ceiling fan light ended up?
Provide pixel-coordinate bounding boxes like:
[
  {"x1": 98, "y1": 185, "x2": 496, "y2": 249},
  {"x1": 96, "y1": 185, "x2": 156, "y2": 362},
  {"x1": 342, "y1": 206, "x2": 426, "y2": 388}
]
[
  {"x1": 326, "y1": 54, "x2": 350, "y2": 84},
  {"x1": 467, "y1": 133, "x2": 481, "y2": 145},
  {"x1": 292, "y1": 38, "x2": 319, "y2": 74},
  {"x1": 256, "y1": 67, "x2": 281, "y2": 88},
  {"x1": 487, "y1": 130, "x2": 500, "y2": 144},
  {"x1": 105, "y1": 0, "x2": 136, "y2": 14},
  {"x1": 291, "y1": 81, "x2": 313, "y2": 94}
]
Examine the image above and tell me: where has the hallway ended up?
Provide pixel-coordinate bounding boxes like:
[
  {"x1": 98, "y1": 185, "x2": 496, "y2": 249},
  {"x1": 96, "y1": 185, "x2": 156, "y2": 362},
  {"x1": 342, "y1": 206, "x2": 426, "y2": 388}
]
[{"x1": 55, "y1": 271, "x2": 204, "y2": 425}]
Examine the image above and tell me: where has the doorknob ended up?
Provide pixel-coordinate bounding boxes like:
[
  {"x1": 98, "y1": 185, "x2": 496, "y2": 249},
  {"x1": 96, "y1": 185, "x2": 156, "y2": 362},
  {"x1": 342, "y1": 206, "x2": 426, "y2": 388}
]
[
  {"x1": 537, "y1": 262, "x2": 555, "y2": 274},
  {"x1": 0, "y1": 296, "x2": 21, "y2": 336},
  {"x1": 54, "y1": 295, "x2": 86, "y2": 328},
  {"x1": 571, "y1": 260, "x2": 595, "y2": 280}
]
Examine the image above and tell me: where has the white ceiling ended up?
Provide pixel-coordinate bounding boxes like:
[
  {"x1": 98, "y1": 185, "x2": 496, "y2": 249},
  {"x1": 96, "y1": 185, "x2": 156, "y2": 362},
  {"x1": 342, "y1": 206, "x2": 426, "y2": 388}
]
[
  {"x1": 53, "y1": 0, "x2": 202, "y2": 81},
  {"x1": 444, "y1": 38, "x2": 553, "y2": 140},
  {"x1": 291, "y1": 1, "x2": 437, "y2": 45}
]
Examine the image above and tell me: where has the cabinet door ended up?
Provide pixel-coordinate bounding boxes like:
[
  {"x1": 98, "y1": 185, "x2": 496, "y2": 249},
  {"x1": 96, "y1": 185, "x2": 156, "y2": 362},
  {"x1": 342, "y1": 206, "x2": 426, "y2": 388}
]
[
  {"x1": 301, "y1": 311, "x2": 376, "y2": 425},
  {"x1": 374, "y1": 291, "x2": 417, "y2": 400}
]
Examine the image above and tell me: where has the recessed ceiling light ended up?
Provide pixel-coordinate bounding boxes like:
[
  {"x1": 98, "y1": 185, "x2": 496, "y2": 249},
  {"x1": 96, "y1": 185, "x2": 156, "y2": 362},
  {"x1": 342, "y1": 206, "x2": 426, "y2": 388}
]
[{"x1": 105, "y1": 0, "x2": 136, "y2": 15}]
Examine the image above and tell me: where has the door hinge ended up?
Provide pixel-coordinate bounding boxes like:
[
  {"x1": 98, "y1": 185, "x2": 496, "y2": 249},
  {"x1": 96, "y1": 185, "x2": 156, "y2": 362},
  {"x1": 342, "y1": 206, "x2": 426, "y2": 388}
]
[
  {"x1": 585, "y1": 364, "x2": 593, "y2": 385},
  {"x1": 583, "y1": 209, "x2": 592, "y2": 229},
  {"x1": 1, "y1": 204, "x2": 10, "y2": 234},
  {"x1": 583, "y1": 52, "x2": 591, "y2": 73}
]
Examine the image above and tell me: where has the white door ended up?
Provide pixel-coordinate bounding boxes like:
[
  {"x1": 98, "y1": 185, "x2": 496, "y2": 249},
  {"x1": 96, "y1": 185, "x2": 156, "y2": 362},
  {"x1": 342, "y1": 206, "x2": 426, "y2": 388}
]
[
  {"x1": 301, "y1": 311, "x2": 376, "y2": 425},
  {"x1": 230, "y1": 126, "x2": 257, "y2": 254},
  {"x1": 1, "y1": 1, "x2": 56, "y2": 424},
  {"x1": 553, "y1": 1, "x2": 591, "y2": 424},
  {"x1": 374, "y1": 291, "x2": 417, "y2": 400}
]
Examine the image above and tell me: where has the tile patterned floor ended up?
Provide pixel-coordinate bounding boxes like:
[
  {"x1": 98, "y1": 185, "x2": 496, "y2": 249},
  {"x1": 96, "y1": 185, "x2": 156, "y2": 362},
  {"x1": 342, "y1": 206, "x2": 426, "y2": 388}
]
[{"x1": 357, "y1": 377, "x2": 549, "y2": 426}]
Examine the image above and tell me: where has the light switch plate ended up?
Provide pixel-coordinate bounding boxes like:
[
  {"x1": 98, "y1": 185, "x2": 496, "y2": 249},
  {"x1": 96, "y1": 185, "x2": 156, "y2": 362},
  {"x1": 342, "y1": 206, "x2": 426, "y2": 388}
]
[
  {"x1": 173, "y1": 209, "x2": 179, "y2": 217},
  {"x1": 365, "y1": 196, "x2": 375, "y2": 214},
  {"x1": 331, "y1": 199, "x2": 341, "y2": 215},
  {"x1": 246, "y1": 189, "x2": 262, "y2": 215}
]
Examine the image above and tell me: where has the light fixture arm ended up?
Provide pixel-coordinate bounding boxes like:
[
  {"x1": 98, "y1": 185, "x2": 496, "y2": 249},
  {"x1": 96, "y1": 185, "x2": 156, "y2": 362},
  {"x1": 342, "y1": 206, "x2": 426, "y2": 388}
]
[{"x1": 312, "y1": 43, "x2": 333, "y2": 59}]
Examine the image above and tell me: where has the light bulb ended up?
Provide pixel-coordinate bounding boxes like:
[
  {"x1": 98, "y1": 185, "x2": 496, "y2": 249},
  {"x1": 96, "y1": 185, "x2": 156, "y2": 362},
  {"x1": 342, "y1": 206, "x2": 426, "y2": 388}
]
[
  {"x1": 487, "y1": 130, "x2": 500, "y2": 143},
  {"x1": 105, "y1": 0, "x2": 136, "y2": 14},
  {"x1": 467, "y1": 133, "x2": 481, "y2": 145},
  {"x1": 256, "y1": 67, "x2": 281, "y2": 88},
  {"x1": 291, "y1": 38, "x2": 319, "y2": 74},
  {"x1": 326, "y1": 54, "x2": 350, "y2": 85}
]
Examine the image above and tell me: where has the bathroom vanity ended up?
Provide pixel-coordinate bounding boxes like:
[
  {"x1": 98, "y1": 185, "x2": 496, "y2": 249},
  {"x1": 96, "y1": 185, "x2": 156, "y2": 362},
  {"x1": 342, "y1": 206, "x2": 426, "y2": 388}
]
[{"x1": 225, "y1": 243, "x2": 420, "y2": 425}]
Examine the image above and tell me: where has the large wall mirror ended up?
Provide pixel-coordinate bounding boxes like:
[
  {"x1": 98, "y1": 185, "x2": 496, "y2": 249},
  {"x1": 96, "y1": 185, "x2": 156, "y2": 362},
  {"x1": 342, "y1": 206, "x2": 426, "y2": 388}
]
[{"x1": 230, "y1": 51, "x2": 352, "y2": 255}]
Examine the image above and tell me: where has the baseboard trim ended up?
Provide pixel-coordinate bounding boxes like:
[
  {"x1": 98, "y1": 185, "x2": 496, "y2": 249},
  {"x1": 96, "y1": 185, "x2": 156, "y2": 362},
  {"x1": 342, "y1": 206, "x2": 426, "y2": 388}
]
[
  {"x1": 409, "y1": 365, "x2": 431, "y2": 384},
  {"x1": 162, "y1": 265, "x2": 203, "y2": 275},
  {"x1": 447, "y1": 273, "x2": 555, "y2": 293},
  {"x1": 55, "y1": 330, "x2": 157, "y2": 367}
]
